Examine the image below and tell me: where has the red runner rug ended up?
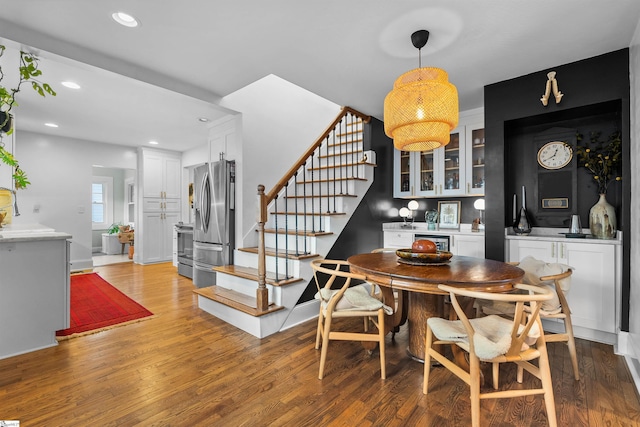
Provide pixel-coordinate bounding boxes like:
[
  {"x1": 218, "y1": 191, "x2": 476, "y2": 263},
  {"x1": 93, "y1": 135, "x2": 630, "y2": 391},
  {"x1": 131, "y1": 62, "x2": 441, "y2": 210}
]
[{"x1": 56, "y1": 272, "x2": 154, "y2": 339}]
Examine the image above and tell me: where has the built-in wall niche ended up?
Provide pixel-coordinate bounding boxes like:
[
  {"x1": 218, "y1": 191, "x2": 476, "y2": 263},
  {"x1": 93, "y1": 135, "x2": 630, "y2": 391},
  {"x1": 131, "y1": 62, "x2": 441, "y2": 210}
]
[{"x1": 504, "y1": 100, "x2": 622, "y2": 229}]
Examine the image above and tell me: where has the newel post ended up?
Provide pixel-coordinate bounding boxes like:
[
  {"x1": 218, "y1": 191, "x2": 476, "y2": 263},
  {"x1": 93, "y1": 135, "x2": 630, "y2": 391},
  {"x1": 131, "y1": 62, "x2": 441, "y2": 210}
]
[{"x1": 256, "y1": 184, "x2": 269, "y2": 311}]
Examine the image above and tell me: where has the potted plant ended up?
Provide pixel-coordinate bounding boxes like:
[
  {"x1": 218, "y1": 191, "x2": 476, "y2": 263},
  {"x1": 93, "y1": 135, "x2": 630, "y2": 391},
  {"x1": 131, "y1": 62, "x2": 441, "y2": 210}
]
[
  {"x1": 0, "y1": 44, "x2": 56, "y2": 189},
  {"x1": 574, "y1": 131, "x2": 621, "y2": 238}
]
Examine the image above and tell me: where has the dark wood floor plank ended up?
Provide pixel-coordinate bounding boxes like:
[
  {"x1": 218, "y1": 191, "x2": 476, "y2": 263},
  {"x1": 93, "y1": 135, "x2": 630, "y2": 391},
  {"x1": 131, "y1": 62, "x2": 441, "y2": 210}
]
[{"x1": 0, "y1": 262, "x2": 638, "y2": 426}]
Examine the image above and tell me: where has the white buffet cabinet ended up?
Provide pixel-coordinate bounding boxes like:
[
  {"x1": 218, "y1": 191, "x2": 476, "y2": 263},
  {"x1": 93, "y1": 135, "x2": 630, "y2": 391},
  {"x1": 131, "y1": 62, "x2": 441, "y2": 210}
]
[
  {"x1": 0, "y1": 224, "x2": 71, "y2": 359},
  {"x1": 505, "y1": 228, "x2": 622, "y2": 345},
  {"x1": 382, "y1": 222, "x2": 485, "y2": 258}
]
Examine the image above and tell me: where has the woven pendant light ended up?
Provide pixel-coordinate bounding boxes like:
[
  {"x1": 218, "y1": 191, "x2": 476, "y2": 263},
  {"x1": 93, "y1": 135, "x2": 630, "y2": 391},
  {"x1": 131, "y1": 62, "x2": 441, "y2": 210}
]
[{"x1": 384, "y1": 30, "x2": 459, "y2": 151}]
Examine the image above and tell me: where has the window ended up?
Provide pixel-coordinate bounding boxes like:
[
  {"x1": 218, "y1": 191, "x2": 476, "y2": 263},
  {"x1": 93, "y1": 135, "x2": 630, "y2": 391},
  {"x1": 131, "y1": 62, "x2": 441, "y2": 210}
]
[{"x1": 92, "y1": 176, "x2": 113, "y2": 230}]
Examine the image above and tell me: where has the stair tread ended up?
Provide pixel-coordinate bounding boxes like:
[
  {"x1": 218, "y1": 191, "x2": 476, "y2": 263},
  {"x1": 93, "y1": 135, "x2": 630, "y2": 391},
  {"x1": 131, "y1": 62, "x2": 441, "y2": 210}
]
[
  {"x1": 263, "y1": 228, "x2": 333, "y2": 237},
  {"x1": 213, "y1": 264, "x2": 304, "y2": 286},
  {"x1": 194, "y1": 286, "x2": 284, "y2": 317},
  {"x1": 270, "y1": 211, "x2": 346, "y2": 216},
  {"x1": 284, "y1": 193, "x2": 357, "y2": 199},
  {"x1": 239, "y1": 246, "x2": 319, "y2": 260}
]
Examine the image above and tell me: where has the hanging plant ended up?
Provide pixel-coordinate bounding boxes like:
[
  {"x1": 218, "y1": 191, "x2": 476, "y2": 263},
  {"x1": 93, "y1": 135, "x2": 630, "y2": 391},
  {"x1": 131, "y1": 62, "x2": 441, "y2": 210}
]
[
  {"x1": 0, "y1": 44, "x2": 56, "y2": 189},
  {"x1": 574, "y1": 131, "x2": 622, "y2": 195}
]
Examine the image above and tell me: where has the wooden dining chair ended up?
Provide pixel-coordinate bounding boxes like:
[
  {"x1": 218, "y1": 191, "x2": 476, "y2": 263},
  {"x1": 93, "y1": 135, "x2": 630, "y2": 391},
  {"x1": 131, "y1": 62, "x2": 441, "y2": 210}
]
[
  {"x1": 423, "y1": 283, "x2": 557, "y2": 427},
  {"x1": 311, "y1": 259, "x2": 392, "y2": 379},
  {"x1": 477, "y1": 262, "x2": 579, "y2": 383}
]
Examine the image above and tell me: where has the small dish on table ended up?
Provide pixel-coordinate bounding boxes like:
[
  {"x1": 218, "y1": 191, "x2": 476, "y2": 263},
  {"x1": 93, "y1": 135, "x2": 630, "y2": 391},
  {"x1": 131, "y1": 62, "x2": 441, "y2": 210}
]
[{"x1": 395, "y1": 249, "x2": 453, "y2": 266}]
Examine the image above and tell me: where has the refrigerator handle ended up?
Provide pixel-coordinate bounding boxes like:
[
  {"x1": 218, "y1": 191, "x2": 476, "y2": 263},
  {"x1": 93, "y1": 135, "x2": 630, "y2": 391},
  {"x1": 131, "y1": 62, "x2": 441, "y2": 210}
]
[{"x1": 200, "y1": 169, "x2": 211, "y2": 234}]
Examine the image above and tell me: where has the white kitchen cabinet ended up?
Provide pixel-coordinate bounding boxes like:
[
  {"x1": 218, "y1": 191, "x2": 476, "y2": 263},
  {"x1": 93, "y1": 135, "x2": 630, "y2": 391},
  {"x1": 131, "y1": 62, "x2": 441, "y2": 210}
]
[
  {"x1": 383, "y1": 226, "x2": 485, "y2": 258},
  {"x1": 383, "y1": 230, "x2": 415, "y2": 249},
  {"x1": 142, "y1": 149, "x2": 181, "y2": 199},
  {"x1": 392, "y1": 112, "x2": 483, "y2": 198},
  {"x1": 142, "y1": 211, "x2": 180, "y2": 263},
  {"x1": 138, "y1": 148, "x2": 182, "y2": 264},
  {"x1": 1, "y1": 233, "x2": 71, "y2": 360},
  {"x1": 451, "y1": 234, "x2": 484, "y2": 258},
  {"x1": 506, "y1": 236, "x2": 620, "y2": 343}
]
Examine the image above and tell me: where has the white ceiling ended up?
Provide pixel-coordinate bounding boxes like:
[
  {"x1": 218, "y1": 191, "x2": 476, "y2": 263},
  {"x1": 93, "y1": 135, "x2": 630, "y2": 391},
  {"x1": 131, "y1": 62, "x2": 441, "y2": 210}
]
[{"x1": 0, "y1": 1, "x2": 639, "y2": 152}]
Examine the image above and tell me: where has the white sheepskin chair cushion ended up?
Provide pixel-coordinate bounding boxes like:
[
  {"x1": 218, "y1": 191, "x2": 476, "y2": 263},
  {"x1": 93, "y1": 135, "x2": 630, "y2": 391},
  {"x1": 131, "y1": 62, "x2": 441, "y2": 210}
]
[
  {"x1": 428, "y1": 314, "x2": 541, "y2": 360},
  {"x1": 518, "y1": 256, "x2": 572, "y2": 313},
  {"x1": 315, "y1": 284, "x2": 394, "y2": 314}
]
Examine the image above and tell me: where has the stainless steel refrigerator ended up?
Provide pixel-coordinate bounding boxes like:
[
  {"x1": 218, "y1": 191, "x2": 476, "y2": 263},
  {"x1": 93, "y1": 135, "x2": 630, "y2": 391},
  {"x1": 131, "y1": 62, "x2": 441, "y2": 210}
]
[{"x1": 192, "y1": 160, "x2": 235, "y2": 288}]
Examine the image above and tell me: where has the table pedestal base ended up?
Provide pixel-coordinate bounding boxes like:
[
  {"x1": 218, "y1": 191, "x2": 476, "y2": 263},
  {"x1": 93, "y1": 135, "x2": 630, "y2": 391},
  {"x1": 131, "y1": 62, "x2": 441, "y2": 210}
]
[{"x1": 407, "y1": 292, "x2": 444, "y2": 361}]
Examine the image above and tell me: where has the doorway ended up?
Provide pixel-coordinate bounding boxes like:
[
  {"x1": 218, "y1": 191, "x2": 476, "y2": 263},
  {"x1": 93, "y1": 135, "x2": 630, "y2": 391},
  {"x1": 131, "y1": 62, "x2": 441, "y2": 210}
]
[{"x1": 92, "y1": 166, "x2": 136, "y2": 266}]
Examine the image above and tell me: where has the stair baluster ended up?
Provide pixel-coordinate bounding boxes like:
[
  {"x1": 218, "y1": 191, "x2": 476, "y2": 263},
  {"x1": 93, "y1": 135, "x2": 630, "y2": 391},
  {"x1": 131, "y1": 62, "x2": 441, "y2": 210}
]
[
  {"x1": 302, "y1": 161, "x2": 307, "y2": 255},
  {"x1": 274, "y1": 195, "x2": 279, "y2": 281},
  {"x1": 331, "y1": 128, "x2": 337, "y2": 213},
  {"x1": 350, "y1": 113, "x2": 356, "y2": 182},
  {"x1": 255, "y1": 107, "x2": 371, "y2": 312},
  {"x1": 294, "y1": 171, "x2": 299, "y2": 256},
  {"x1": 310, "y1": 153, "x2": 316, "y2": 234},
  {"x1": 283, "y1": 186, "x2": 289, "y2": 279},
  {"x1": 339, "y1": 117, "x2": 344, "y2": 195}
]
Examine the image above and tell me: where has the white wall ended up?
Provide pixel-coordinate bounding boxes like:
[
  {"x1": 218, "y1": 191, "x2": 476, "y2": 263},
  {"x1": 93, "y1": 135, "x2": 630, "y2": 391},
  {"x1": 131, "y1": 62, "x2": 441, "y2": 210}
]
[
  {"x1": 220, "y1": 74, "x2": 341, "y2": 246},
  {"x1": 11, "y1": 131, "x2": 137, "y2": 270},
  {"x1": 628, "y1": 22, "x2": 640, "y2": 364}
]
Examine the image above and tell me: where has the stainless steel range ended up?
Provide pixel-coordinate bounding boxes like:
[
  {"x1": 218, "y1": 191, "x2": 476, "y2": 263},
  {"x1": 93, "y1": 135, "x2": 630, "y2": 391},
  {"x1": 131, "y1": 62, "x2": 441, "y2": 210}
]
[{"x1": 175, "y1": 223, "x2": 194, "y2": 278}]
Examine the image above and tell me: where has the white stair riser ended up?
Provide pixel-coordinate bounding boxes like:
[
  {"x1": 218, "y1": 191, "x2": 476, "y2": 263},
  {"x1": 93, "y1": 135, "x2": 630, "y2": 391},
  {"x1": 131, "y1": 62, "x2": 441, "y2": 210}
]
[
  {"x1": 269, "y1": 201, "x2": 348, "y2": 221},
  {"x1": 322, "y1": 142, "x2": 364, "y2": 157},
  {"x1": 216, "y1": 272, "x2": 275, "y2": 301},
  {"x1": 313, "y1": 152, "x2": 364, "y2": 167},
  {"x1": 275, "y1": 196, "x2": 350, "y2": 214},
  {"x1": 234, "y1": 250, "x2": 301, "y2": 277},
  {"x1": 269, "y1": 214, "x2": 331, "y2": 232},
  {"x1": 289, "y1": 180, "x2": 358, "y2": 195},
  {"x1": 306, "y1": 164, "x2": 370, "y2": 181},
  {"x1": 264, "y1": 233, "x2": 317, "y2": 254}
]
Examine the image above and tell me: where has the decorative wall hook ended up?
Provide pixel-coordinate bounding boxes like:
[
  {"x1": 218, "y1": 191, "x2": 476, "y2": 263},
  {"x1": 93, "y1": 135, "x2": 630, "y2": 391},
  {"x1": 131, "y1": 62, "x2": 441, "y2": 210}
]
[{"x1": 540, "y1": 71, "x2": 563, "y2": 106}]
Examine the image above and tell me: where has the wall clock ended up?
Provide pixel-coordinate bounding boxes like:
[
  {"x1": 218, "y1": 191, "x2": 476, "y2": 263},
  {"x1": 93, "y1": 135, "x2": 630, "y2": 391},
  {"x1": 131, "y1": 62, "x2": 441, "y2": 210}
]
[{"x1": 537, "y1": 141, "x2": 573, "y2": 169}]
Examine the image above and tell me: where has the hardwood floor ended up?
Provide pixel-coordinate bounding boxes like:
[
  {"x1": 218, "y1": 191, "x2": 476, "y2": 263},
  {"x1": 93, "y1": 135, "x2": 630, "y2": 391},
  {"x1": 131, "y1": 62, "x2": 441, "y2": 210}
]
[{"x1": 1, "y1": 262, "x2": 639, "y2": 426}]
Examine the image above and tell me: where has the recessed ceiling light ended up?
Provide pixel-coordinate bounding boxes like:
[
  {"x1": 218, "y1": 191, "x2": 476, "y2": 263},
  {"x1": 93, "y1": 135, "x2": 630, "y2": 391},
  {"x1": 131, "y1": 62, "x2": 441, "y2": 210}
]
[
  {"x1": 198, "y1": 117, "x2": 210, "y2": 123},
  {"x1": 112, "y1": 12, "x2": 139, "y2": 28},
  {"x1": 148, "y1": 140, "x2": 159, "y2": 145},
  {"x1": 61, "y1": 81, "x2": 81, "y2": 89},
  {"x1": 44, "y1": 123, "x2": 59, "y2": 128}
]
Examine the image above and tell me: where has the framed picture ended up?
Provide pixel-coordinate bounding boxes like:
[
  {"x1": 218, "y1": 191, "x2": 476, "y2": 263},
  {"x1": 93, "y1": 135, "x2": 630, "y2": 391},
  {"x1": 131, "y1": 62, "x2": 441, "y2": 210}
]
[{"x1": 438, "y1": 201, "x2": 461, "y2": 229}]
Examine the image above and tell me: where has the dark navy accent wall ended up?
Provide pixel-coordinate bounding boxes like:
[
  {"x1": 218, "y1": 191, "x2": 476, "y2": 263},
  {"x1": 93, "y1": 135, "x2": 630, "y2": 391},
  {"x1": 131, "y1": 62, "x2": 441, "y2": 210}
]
[{"x1": 484, "y1": 48, "x2": 631, "y2": 330}]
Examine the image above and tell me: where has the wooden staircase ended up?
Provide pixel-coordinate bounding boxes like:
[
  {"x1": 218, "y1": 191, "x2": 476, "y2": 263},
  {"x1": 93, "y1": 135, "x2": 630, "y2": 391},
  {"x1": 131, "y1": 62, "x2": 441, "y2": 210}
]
[{"x1": 194, "y1": 107, "x2": 376, "y2": 338}]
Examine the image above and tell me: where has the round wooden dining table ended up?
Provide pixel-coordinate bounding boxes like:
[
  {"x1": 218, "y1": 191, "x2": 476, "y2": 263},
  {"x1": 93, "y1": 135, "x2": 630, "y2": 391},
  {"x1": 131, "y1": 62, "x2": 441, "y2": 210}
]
[{"x1": 347, "y1": 252, "x2": 524, "y2": 361}]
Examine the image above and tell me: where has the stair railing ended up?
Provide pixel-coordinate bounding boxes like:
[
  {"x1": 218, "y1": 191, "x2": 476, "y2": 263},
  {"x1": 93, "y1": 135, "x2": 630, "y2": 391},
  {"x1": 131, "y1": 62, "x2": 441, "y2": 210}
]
[{"x1": 255, "y1": 106, "x2": 370, "y2": 311}]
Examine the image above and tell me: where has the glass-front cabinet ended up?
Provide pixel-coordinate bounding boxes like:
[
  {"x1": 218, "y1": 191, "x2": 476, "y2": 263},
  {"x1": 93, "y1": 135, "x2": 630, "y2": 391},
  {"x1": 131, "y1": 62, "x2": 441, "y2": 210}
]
[
  {"x1": 393, "y1": 118, "x2": 484, "y2": 198},
  {"x1": 466, "y1": 124, "x2": 485, "y2": 195},
  {"x1": 394, "y1": 149, "x2": 437, "y2": 197},
  {"x1": 440, "y1": 129, "x2": 465, "y2": 196}
]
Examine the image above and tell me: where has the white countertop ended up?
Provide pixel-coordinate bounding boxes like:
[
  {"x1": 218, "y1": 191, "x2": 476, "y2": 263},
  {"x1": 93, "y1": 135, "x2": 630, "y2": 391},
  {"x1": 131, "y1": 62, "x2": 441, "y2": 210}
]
[
  {"x1": 383, "y1": 222, "x2": 484, "y2": 236},
  {"x1": 504, "y1": 227, "x2": 622, "y2": 245},
  {"x1": 0, "y1": 223, "x2": 72, "y2": 242}
]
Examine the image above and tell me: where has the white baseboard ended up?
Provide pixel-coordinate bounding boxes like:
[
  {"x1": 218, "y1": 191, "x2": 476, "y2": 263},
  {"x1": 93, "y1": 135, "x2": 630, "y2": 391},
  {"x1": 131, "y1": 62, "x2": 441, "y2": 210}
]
[
  {"x1": 70, "y1": 258, "x2": 93, "y2": 272},
  {"x1": 280, "y1": 300, "x2": 319, "y2": 331},
  {"x1": 618, "y1": 331, "x2": 640, "y2": 396}
]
